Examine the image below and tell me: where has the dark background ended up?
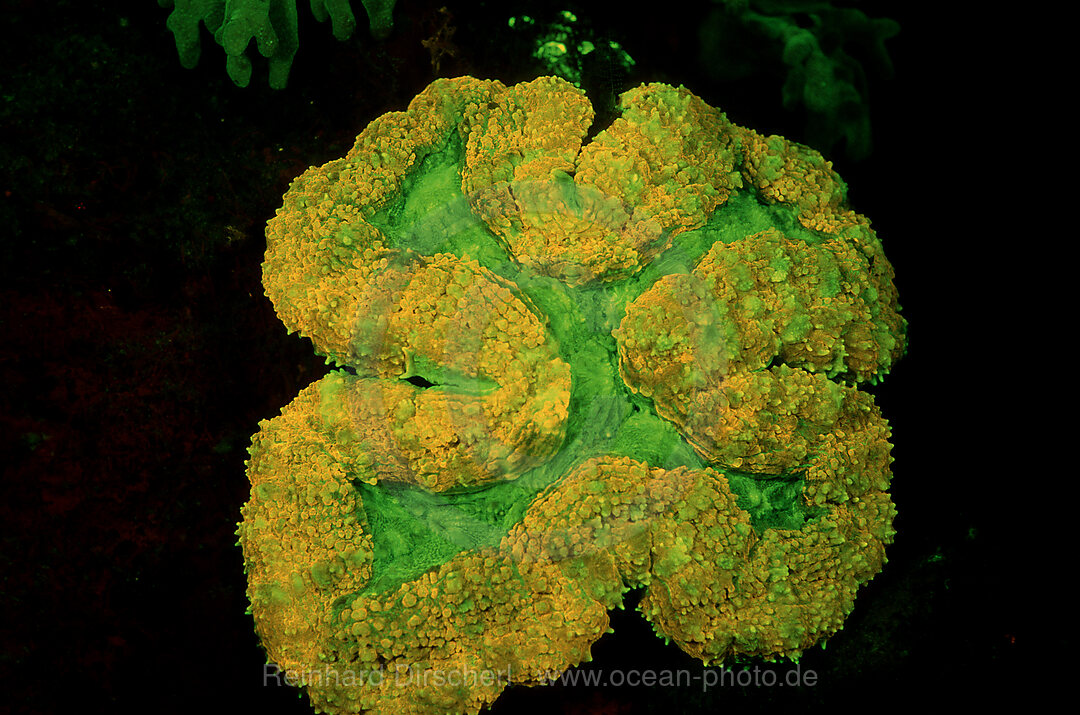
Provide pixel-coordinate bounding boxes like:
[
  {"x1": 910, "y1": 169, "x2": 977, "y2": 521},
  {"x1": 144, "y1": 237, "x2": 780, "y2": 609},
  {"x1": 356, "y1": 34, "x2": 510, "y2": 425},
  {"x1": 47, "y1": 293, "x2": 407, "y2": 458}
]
[{"x1": 0, "y1": 1, "x2": 1033, "y2": 712}]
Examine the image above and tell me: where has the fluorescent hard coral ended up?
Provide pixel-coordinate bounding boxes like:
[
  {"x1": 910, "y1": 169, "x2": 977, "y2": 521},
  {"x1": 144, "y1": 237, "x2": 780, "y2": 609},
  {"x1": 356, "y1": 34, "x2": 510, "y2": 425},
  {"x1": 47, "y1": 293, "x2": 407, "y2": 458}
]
[
  {"x1": 158, "y1": 0, "x2": 396, "y2": 89},
  {"x1": 240, "y1": 75, "x2": 906, "y2": 714}
]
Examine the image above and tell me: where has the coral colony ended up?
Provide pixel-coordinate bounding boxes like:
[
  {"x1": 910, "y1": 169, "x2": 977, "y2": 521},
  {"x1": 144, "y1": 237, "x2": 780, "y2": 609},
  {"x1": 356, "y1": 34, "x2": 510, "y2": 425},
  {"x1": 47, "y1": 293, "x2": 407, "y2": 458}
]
[
  {"x1": 239, "y1": 76, "x2": 905, "y2": 714},
  {"x1": 158, "y1": 0, "x2": 397, "y2": 88}
]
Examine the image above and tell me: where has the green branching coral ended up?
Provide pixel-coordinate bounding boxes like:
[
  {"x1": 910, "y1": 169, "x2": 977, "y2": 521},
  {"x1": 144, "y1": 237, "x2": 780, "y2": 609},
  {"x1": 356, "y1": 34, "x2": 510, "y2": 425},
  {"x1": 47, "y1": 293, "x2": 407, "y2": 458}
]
[
  {"x1": 239, "y1": 75, "x2": 906, "y2": 714},
  {"x1": 158, "y1": 0, "x2": 397, "y2": 89},
  {"x1": 703, "y1": 0, "x2": 899, "y2": 159}
]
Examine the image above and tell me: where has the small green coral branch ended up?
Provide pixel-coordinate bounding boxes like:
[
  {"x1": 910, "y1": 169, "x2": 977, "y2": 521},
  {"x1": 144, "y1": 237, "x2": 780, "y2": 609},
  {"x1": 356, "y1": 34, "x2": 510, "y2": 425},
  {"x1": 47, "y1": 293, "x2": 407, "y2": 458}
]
[{"x1": 158, "y1": 0, "x2": 396, "y2": 89}]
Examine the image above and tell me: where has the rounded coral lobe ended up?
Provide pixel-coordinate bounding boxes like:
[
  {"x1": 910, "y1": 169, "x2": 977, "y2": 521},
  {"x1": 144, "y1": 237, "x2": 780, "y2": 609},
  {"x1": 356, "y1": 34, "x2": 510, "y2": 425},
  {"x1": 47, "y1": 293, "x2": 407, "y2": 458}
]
[{"x1": 241, "y1": 75, "x2": 906, "y2": 715}]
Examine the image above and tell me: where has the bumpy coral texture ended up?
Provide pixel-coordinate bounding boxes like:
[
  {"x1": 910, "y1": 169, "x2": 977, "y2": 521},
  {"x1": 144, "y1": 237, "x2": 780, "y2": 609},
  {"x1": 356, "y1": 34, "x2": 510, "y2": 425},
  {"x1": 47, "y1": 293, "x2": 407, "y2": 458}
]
[{"x1": 239, "y1": 76, "x2": 905, "y2": 715}]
